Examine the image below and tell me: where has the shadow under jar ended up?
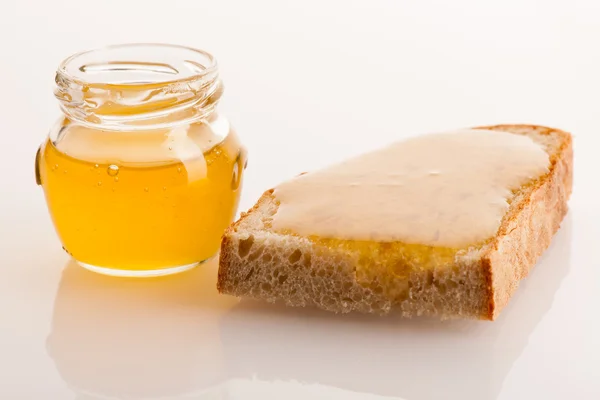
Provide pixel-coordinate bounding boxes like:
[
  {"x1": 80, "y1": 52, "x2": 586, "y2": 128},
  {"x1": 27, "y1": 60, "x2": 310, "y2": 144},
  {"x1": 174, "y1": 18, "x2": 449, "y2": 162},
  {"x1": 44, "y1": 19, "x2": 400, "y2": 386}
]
[{"x1": 36, "y1": 44, "x2": 247, "y2": 277}]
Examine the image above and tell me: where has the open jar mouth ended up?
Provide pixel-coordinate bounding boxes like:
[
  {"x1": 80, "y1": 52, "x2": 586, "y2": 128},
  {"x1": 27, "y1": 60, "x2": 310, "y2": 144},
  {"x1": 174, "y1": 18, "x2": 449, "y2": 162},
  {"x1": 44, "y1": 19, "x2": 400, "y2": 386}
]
[
  {"x1": 55, "y1": 43, "x2": 222, "y2": 130},
  {"x1": 56, "y1": 43, "x2": 218, "y2": 87}
]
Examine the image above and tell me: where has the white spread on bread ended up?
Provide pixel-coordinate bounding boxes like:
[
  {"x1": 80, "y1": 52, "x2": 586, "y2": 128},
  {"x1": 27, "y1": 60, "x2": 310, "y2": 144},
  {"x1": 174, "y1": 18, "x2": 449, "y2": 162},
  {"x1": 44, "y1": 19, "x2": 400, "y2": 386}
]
[{"x1": 271, "y1": 129, "x2": 550, "y2": 248}]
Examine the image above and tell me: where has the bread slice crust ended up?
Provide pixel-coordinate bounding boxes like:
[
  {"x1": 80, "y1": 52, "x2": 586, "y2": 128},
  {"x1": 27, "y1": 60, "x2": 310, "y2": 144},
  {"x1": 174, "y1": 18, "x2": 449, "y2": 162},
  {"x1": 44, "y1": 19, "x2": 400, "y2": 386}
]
[{"x1": 218, "y1": 125, "x2": 573, "y2": 320}]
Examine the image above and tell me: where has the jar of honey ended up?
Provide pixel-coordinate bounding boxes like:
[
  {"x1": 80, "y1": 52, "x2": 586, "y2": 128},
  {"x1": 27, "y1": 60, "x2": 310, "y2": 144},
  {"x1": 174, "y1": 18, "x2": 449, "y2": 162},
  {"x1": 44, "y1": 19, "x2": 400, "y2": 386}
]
[{"x1": 36, "y1": 44, "x2": 247, "y2": 277}]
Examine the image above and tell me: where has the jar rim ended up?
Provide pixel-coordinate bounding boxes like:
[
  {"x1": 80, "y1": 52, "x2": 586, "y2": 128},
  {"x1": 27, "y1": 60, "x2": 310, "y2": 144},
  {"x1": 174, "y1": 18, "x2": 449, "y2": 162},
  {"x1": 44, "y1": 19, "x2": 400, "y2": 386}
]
[
  {"x1": 56, "y1": 43, "x2": 218, "y2": 88},
  {"x1": 54, "y1": 43, "x2": 222, "y2": 130}
]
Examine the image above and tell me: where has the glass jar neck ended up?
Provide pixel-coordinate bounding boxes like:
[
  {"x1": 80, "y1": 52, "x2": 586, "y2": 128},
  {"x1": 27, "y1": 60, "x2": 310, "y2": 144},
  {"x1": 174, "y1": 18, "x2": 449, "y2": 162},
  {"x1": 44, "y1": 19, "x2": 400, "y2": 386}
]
[{"x1": 54, "y1": 44, "x2": 222, "y2": 131}]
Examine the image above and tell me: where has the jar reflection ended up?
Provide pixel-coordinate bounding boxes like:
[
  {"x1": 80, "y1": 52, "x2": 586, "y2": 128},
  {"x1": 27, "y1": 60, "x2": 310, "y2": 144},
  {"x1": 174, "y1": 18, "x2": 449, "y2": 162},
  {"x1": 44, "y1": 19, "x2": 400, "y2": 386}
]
[{"x1": 46, "y1": 259, "x2": 236, "y2": 399}]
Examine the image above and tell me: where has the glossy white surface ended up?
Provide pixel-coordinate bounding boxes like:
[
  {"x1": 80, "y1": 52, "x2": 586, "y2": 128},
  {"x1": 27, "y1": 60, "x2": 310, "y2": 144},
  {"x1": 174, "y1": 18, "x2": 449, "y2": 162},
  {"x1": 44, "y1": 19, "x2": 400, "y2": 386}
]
[{"x1": 1, "y1": 1, "x2": 599, "y2": 399}]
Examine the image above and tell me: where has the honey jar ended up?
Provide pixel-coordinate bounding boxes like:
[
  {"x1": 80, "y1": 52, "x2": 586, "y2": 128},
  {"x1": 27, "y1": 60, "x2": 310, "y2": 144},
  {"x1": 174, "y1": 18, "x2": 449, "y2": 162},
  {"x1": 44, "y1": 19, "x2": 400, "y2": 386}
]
[{"x1": 36, "y1": 44, "x2": 247, "y2": 277}]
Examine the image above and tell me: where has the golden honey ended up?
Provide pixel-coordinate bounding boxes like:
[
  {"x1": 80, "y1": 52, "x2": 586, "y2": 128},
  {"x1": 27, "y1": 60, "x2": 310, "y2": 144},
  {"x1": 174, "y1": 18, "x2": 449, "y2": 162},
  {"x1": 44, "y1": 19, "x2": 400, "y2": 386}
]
[
  {"x1": 39, "y1": 121, "x2": 244, "y2": 272},
  {"x1": 37, "y1": 44, "x2": 246, "y2": 276}
]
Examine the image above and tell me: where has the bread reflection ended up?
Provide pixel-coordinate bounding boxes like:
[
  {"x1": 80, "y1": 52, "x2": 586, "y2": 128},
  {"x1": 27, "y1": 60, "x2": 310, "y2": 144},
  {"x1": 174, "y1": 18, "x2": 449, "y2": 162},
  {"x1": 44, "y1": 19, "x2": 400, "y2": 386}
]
[
  {"x1": 47, "y1": 258, "x2": 235, "y2": 399},
  {"x1": 219, "y1": 213, "x2": 573, "y2": 400}
]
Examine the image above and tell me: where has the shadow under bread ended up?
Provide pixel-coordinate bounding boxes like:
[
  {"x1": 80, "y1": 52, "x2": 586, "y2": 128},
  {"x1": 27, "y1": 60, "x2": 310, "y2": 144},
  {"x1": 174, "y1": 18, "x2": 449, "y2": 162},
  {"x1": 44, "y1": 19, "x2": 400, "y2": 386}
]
[
  {"x1": 218, "y1": 212, "x2": 573, "y2": 400},
  {"x1": 46, "y1": 257, "x2": 236, "y2": 399}
]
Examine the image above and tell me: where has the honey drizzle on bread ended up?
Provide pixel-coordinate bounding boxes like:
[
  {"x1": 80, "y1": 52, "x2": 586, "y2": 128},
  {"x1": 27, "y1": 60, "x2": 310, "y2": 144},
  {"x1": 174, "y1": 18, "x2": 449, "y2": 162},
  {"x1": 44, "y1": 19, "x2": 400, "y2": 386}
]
[{"x1": 272, "y1": 129, "x2": 549, "y2": 248}]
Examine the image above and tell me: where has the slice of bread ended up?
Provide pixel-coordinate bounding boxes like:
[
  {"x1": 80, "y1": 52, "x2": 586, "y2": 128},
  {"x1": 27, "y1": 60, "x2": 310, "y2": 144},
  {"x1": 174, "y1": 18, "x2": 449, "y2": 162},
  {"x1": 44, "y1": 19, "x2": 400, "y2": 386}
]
[{"x1": 217, "y1": 125, "x2": 573, "y2": 320}]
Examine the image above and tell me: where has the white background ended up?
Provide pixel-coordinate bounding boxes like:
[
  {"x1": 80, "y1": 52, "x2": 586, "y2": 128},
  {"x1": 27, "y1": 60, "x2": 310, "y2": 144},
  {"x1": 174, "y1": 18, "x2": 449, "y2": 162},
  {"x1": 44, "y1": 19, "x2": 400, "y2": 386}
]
[{"x1": 1, "y1": 1, "x2": 599, "y2": 399}]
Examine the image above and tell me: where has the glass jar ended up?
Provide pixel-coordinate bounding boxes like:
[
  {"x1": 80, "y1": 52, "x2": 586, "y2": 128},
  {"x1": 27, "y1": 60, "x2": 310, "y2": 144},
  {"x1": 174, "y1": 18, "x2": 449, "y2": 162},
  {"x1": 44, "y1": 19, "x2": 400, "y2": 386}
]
[{"x1": 36, "y1": 44, "x2": 247, "y2": 277}]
